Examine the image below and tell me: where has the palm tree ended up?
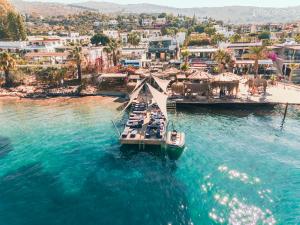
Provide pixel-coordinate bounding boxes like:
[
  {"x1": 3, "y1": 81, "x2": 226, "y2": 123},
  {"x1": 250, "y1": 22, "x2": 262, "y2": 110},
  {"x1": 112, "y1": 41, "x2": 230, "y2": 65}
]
[
  {"x1": 213, "y1": 49, "x2": 233, "y2": 73},
  {"x1": 0, "y1": 52, "x2": 16, "y2": 87},
  {"x1": 181, "y1": 49, "x2": 190, "y2": 64},
  {"x1": 68, "y1": 46, "x2": 84, "y2": 82},
  {"x1": 249, "y1": 46, "x2": 267, "y2": 77},
  {"x1": 289, "y1": 63, "x2": 298, "y2": 82},
  {"x1": 103, "y1": 46, "x2": 112, "y2": 68},
  {"x1": 107, "y1": 39, "x2": 121, "y2": 66}
]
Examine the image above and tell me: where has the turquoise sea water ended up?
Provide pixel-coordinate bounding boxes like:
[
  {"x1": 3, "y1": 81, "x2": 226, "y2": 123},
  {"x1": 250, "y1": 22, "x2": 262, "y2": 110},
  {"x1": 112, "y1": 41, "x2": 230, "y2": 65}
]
[{"x1": 0, "y1": 98, "x2": 300, "y2": 225}]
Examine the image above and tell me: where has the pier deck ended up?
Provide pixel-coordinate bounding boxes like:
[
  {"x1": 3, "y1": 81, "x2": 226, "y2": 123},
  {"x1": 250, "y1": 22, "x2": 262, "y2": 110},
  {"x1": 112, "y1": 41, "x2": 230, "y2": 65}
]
[{"x1": 120, "y1": 111, "x2": 166, "y2": 146}]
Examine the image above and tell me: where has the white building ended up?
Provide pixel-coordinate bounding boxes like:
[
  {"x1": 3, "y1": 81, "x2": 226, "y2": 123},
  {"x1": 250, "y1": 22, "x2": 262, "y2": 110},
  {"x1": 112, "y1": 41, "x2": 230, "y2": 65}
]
[
  {"x1": 108, "y1": 20, "x2": 119, "y2": 26},
  {"x1": 141, "y1": 18, "x2": 153, "y2": 27},
  {"x1": 0, "y1": 41, "x2": 27, "y2": 52},
  {"x1": 103, "y1": 30, "x2": 119, "y2": 39},
  {"x1": 154, "y1": 18, "x2": 167, "y2": 26},
  {"x1": 175, "y1": 32, "x2": 186, "y2": 46}
]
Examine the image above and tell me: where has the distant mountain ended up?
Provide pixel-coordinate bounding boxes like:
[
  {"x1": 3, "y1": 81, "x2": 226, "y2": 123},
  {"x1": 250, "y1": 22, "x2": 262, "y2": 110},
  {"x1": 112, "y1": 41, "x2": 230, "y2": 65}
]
[
  {"x1": 11, "y1": 0, "x2": 89, "y2": 17},
  {"x1": 10, "y1": 0, "x2": 300, "y2": 24}
]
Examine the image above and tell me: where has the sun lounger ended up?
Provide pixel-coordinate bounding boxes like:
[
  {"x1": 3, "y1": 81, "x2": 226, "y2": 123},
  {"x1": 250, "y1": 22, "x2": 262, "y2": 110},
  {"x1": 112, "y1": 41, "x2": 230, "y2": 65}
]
[
  {"x1": 130, "y1": 129, "x2": 137, "y2": 138},
  {"x1": 121, "y1": 127, "x2": 130, "y2": 138}
]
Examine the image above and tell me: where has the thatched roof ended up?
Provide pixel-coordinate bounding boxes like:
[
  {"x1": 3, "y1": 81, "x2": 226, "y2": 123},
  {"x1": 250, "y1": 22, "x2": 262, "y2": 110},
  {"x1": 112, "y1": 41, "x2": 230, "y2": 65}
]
[
  {"x1": 188, "y1": 71, "x2": 212, "y2": 80},
  {"x1": 176, "y1": 74, "x2": 186, "y2": 80},
  {"x1": 213, "y1": 72, "x2": 241, "y2": 82},
  {"x1": 152, "y1": 72, "x2": 169, "y2": 78},
  {"x1": 164, "y1": 67, "x2": 180, "y2": 75},
  {"x1": 184, "y1": 69, "x2": 197, "y2": 75}
]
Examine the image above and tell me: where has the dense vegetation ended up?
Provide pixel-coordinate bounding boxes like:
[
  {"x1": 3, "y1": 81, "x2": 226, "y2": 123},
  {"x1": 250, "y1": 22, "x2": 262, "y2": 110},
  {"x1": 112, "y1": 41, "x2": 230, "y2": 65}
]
[{"x1": 0, "y1": 0, "x2": 26, "y2": 40}]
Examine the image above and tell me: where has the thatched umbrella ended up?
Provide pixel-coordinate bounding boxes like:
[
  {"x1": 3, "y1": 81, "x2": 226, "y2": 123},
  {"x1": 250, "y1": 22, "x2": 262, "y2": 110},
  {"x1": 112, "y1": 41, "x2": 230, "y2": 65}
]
[
  {"x1": 188, "y1": 71, "x2": 213, "y2": 81},
  {"x1": 164, "y1": 67, "x2": 180, "y2": 76},
  {"x1": 171, "y1": 82, "x2": 185, "y2": 95},
  {"x1": 211, "y1": 72, "x2": 240, "y2": 96},
  {"x1": 176, "y1": 73, "x2": 187, "y2": 81},
  {"x1": 184, "y1": 68, "x2": 196, "y2": 76},
  {"x1": 213, "y1": 72, "x2": 241, "y2": 82}
]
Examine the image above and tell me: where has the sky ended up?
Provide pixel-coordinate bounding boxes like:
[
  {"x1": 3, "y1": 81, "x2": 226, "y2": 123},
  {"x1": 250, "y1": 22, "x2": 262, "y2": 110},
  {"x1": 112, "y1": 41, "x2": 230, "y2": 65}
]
[{"x1": 27, "y1": 0, "x2": 300, "y2": 8}]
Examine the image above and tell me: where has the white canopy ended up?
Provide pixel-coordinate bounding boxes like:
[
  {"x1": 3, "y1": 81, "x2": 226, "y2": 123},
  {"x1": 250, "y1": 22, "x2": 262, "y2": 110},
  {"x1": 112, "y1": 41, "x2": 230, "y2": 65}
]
[
  {"x1": 146, "y1": 83, "x2": 168, "y2": 120},
  {"x1": 132, "y1": 78, "x2": 146, "y2": 93},
  {"x1": 123, "y1": 84, "x2": 144, "y2": 112},
  {"x1": 151, "y1": 75, "x2": 171, "y2": 93}
]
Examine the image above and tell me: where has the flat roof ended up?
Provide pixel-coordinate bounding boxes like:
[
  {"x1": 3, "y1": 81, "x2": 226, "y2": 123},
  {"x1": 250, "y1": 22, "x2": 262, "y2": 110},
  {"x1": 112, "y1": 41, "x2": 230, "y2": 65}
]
[
  {"x1": 235, "y1": 59, "x2": 273, "y2": 65},
  {"x1": 227, "y1": 42, "x2": 263, "y2": 48},
  {"x1": 25, "y1": 52, "x2": 68, "y2": 58},
  {"x1": 187, "y1": 48, "x2": 218, "y2": 53},
  {"x1": 100, "y1": 73, "x2": 127, "y2": 78}
]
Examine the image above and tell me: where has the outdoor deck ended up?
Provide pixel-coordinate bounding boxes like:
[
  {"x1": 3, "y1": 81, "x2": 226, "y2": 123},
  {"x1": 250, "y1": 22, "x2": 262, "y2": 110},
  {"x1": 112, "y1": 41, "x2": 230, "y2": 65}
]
[
  {"x1": 173, "y1": 82, "x2": 300, "y2": 106},
  {"x1": 120, "y1": 111, "x2": 166, "y2": 146}
]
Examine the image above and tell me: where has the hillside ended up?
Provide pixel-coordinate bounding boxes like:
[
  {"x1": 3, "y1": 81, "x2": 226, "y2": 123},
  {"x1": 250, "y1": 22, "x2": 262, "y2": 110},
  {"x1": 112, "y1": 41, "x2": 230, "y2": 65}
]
[
  {"x1": 11, "y1": 0, "x2": 90, "y2": 17},
  {"x1": 9, "y1": 0, "x2": 300, "y2": 24}
]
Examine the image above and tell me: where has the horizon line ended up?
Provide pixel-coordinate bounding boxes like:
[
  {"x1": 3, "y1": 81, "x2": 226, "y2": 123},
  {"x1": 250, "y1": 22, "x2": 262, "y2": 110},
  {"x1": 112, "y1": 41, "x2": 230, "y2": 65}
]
[{"x1": 21, "y1": 0, "x2": 300, "y2": 9}]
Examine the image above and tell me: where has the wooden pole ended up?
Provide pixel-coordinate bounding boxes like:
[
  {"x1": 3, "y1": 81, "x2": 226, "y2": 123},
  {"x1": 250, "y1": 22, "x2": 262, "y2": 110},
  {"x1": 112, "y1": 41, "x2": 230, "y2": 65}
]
[{"x1": 280, "y1": 103, "x2": 289, "y2": 129}]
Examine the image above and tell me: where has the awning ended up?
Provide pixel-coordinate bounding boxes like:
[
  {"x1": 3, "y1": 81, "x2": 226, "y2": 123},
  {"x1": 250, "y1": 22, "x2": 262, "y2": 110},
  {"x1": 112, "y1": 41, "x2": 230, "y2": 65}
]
[
  {"x1": 100, "y1": 73, "x2": 127, "y2": 78},
  {"x1": 123, "y1": 84, "x2": 144, "y2": 112},
  {"x1": 146, "y1": 83, "x2": 168, "y2": 120},
  {"x1": 151, "y1": 75, "x2": 171, "y2": 93},
  {"x1": 235, "y1": 59, "x2": 273, "y2": 65},
  {"x1": 132, "y1": 78, "x2": 146, "y2": 93}
]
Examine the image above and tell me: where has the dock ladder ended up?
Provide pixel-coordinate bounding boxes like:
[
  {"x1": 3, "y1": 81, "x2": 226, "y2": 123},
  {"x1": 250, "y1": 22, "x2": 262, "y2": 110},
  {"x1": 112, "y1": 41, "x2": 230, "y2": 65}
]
[{"x1": 167, "y1": 100, "x2": 177, "y2": 113}]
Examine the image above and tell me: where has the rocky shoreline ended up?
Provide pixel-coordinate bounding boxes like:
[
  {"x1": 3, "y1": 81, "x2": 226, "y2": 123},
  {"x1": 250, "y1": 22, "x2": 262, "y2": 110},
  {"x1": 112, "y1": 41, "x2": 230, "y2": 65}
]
[{"x1": 0, "y1": 85, "x2": 127, "y2": 99}]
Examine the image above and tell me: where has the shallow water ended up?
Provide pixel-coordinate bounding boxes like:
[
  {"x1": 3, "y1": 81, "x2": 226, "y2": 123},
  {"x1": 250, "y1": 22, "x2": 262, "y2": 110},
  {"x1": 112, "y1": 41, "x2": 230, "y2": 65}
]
[{"x1": 0, "y1": 98, "x2": 299, "y2": 225}]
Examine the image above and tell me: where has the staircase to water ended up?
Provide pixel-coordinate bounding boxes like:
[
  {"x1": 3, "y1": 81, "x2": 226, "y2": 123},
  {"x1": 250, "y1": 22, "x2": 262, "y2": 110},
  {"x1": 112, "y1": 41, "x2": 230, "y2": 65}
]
[{"x1": 167, "y1": 100, "x2": 177, "y2": 112}]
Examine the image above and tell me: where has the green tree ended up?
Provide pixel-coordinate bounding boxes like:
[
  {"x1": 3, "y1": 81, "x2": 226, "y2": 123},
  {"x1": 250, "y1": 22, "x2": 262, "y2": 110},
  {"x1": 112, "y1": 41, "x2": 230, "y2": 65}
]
[
  {"x1": 289, "y1": 63, "x2": 298, "y2": 82},
  {"x1": 295, "y1": 34, "x2": 300, "y2": 44},
  {"x1": 103, "y1": 46, "x2": 112, "y2": 68},
  {"x1": 91, "y1": 33, "x2": 110, "y2": 46},
  {"x1": 158, "y1": 13, "x2": 167, "y2": 18},
  {"x1": 181, "y1": 49, "x2": 190, "y2": 64},
  {"x1": 105, "y1": 39, "x2": 121, "y2": 66},
  {"x1": 36, "y1": 67, "x2": 67, "y2": 86},
  {"x1": 193, "y1": 25, "x2": 205, "y2": 33},
  {"x1": 230, "y1": 33, "x2": 241, "y2": 43},
  {"x1": 249, "y1": 46, "x2": 268, "y2": 77},
  {"x1": 211, "y1": 33, "x2": 226, "y2": 45},
  {"x1": 258, "y1": 31, "x2": 271, "y2": 40},
  {"x1": 204, "y1": 27, "x2": 216, "y2": 36},
  {"x1": 127, "y1": 32, "x2": 141, "y2": 47},
  {"x1": 7, "y1": 12, "x2": 26, "y2": 41},
  {"x1": 0, "y1": 52, "x2": 16, "y2": 87},
  {"x1": 213, "y1": 49, "x2": 233, "y2": 73},
  {"x1": 68, "y1": 46, "x2": 84, "y2": 82}
]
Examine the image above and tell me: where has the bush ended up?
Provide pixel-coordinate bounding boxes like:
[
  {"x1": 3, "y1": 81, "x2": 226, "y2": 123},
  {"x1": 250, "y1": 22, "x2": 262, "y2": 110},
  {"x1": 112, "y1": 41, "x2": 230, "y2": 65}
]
[{"x1": 36, "y1": 68, "x2": 67, "y2": 87}]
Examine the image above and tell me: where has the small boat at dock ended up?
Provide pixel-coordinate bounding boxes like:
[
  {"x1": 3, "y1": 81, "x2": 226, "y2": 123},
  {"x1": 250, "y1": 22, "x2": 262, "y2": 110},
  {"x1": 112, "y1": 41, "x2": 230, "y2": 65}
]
[{"x1": 166, "y1": 130, "x2": 185, "y2": 160}]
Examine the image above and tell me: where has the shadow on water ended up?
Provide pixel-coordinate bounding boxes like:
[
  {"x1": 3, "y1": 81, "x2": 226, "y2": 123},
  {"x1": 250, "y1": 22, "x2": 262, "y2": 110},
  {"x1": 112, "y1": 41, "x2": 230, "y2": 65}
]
[
  {"x1": 0, "y1": 152, "x2": 191, "y2": 225},
  {"x1": 120, "y1": 144, "x2": 167, "y2": 160},
  {"x1": 176, "y1": 104, "x2": 278, "y2": 118},
  {"x1": 0, "y1": 136, "x2": 13, "y2": 158}
]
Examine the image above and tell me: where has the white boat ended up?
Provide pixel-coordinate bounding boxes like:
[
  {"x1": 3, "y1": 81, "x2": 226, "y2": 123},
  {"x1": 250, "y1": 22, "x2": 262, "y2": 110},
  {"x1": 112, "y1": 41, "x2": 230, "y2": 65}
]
[{"x1": 166, "y1": 130, "x2": 185, "y2": 160}]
